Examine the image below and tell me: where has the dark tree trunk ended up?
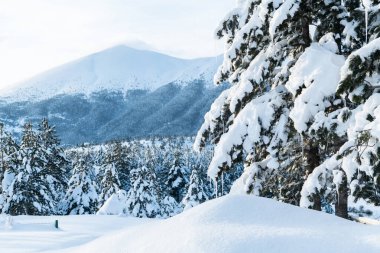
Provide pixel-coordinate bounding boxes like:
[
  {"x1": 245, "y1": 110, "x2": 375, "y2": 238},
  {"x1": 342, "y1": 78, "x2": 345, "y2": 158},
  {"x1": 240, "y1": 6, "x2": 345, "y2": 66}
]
[
  {"x1": 305, "y1": 140, "x2": 320, "y2": 174},
  {"x1": 304, "y1": 137, "x2": 321, "y2": 211},
  {"x1": 302, "y1": 16, "x2": 311, "y2": 47},
  {"x1": 335, "y1": 170, "x2": 348, "y2": 219},
  {"x1": 312, "y1": 193, "x2": 322, "y2": 211},
  {"x1": 300, "y1": 0, "x2": 312, "y2": 48}
]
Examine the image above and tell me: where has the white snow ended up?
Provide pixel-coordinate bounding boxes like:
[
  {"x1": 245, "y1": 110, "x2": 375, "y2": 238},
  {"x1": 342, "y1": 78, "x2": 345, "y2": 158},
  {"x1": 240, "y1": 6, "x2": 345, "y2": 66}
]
[
  {"x1": 286, "y1": 43, "x2": 345, "y2": 133},
  {"x1": 269, "y1": 0, "x2": 300, "y2": 38},
  {"x1": 207, "y1": 86, "x2": 287, "y2": 179},
  {"x1": 194, "y1": 85, "x2": 236, "y2": 151},
  {"x1": 2, "y1": 195, "x2": 380, "y2": 253},
  {"x1": 340, "y1": 38, "x2": 380, "y2": 84},
  {"x1": 301, "y1": 91, "x2": 380, "y2": 208},
  {"x1": 0, "y1": 46, "x2": 222, "y2": 102},
  {"x1": 0, "y1": 214, "x2": 150, "y2": 253},
  {"x1": 230, "y1": 157, "x2": 272, "y2": 195},
  {"x1": 97, "y1": 190, "x2": 128, "y2": 215}
]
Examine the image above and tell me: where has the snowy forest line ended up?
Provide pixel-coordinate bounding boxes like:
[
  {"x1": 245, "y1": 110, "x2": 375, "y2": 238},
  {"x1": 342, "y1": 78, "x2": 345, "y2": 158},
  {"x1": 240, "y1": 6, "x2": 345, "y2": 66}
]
[{"x1": 0, "y1": 119, "x2": 242, "y2": 217}]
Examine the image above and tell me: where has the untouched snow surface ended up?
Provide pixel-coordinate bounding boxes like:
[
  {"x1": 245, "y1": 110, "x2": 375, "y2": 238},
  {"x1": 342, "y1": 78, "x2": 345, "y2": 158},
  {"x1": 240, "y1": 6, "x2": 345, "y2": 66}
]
[
  {"x1": 0, "y1": 215, "x2": 154, "y2": 253},
  {"x1": 0, "y1": 45, "x2": 221, "y2": 102},
  {"x1": 2, "y1": 195, "x2": 380, "y2": 253}
]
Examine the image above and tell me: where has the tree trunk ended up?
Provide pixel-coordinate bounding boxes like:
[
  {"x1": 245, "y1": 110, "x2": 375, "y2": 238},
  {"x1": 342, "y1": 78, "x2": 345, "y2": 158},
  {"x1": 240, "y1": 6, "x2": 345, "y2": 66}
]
[
  {"x1": 302, "y1": 16, "x2": 311, "y2": 47},
  {"x1": 312, "y1": 193, "x2": 322, "y2": 211},
  {"x1": 335, "y1": 171, "x2": 348, "y2": 219},
  {"x1": 304, "y1": 137, "x2": 321, "y2": 211}
]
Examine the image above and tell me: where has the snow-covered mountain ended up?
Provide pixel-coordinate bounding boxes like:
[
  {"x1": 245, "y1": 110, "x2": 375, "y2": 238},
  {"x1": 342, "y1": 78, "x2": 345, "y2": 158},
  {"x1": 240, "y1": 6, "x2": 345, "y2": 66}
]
[
  {"x1": 0, "y1": 45, "x2": 221, "y2": 101},
  {"x1": 0, "y1": 46, "x2": 226, "y2": 145}
]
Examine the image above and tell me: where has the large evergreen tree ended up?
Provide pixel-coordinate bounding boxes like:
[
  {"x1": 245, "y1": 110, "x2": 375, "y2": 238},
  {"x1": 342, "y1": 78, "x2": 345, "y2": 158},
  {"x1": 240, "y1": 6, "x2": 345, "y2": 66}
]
[
  {"x1": 195, "y1": 0, "x2": 380, "y2": 219},
  {"x1": 195, "y1": 0, "x2": 312, "y2": 203},
  {"x1": 6, "y1": 122, "x2": 53, "y2": 215},
  {"x1": 0, "y1": 123, "x2": 19, "y2": 213},
  {"x1": 301, "y1": 37, "x2": 380, "y2": 218},
  {"x1": 37, "y1": 118, "x2": 69, "y2": 214},
  {"x1": 0, "y1": 123, "x2": 19, "y2": 186}
]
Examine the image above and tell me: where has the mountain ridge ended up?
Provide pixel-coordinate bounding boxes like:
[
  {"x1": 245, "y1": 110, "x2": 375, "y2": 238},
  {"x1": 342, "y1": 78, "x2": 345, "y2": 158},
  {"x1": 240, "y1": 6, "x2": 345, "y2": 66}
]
[
  {"x1": 0, "y1": 45, "x2": 222, "y2": 102},
  {"x1": 0, "y1": 45, "x2": 227, "y2": 145}
]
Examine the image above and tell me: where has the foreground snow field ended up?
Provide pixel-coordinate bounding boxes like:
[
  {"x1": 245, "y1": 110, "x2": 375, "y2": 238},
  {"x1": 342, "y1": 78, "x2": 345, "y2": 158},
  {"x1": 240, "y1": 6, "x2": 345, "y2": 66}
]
[
  {"x1": 0, "y1": 215, "x2": 155, "y2": 253},
  {"x1": 2, "y1": 195, "x2": 380, "y2": 253}
]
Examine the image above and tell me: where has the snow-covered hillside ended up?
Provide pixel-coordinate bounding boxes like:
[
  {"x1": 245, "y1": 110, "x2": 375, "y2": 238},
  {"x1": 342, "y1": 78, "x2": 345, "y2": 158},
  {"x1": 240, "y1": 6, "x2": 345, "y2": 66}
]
[
  {"x1": 1, "y1": 195, "x2": 380, "y2": 253},
  {"x1": 0, "y1": 45, "x2": 221, "y2": 101}
]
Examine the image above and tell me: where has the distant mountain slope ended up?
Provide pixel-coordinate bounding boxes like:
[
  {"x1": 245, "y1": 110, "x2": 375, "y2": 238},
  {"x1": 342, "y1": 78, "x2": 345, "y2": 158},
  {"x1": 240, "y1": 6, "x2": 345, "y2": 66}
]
[
  {"x1": 0, "y1": 46, "x2": 226, "y2": 145},
  {"x1": 0, "y1": 45, "x2": 221, "y2": 101}
]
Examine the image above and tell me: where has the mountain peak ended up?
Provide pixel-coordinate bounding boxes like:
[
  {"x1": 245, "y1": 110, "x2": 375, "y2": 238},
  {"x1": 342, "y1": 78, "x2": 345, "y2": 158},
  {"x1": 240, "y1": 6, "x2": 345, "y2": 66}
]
[
  {"x1": 93, "y1": 44, "x2": 171, "y2": 58},
  {"x1": 0, "y1": 46, "x2": 221, "y2": 102}
]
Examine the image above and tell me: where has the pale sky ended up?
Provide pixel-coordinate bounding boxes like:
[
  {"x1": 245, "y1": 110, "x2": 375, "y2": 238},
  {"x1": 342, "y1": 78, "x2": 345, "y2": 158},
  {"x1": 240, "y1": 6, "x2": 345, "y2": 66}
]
[{"x1": 0, "y1": 0, "x2": 235, "y2": 89}]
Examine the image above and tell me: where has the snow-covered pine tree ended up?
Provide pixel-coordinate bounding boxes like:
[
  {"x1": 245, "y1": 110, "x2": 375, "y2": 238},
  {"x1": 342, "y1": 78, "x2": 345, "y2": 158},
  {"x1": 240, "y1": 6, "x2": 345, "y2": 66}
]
[
  {"x1": 0, "y1": 122, "x2": 6, "y2": 185},
  {"x1": 153, "y1": 138, "x2": 172, "y2": 197},
  {"x1": 301, "y1": 38, "x2": 380, "y2": 218},
  {"x1": 300, "y1": 1, "x2": 380, "y2": 218},
  {"x1": 90, "y1": 146, "x2": 105, "y2": 192},
  {"x1": 125, "y1": 166, "x2": 160, "y2": 218},
  {"x1": 160, "y1": 196, "x2": 181, "y2": 218},
  {"x1": 98, "y1": 143, "x2": 123, "y2": 207},
  {"x1": 194, "y1": 0, "x2": 313, "y2": 203},
  {"x1": 99, "y1": 163, "x2": 121, "y2": 207},
  {"x1": 181, "y1": 169, "x2": 208, "y2": 210},
  {"x1": 6, "y1": 122, "x2": 53, "y2": 215},
  {"x1": 0, "y1": 122, "x2": 19, "y2": 213},
  {"x1": 196, "y1": 0, "x2": 379, "y2": 216},
  {"x1": 64, "y1": 154, "x2": 98, "y2": 214},
  {"x1": 166, "y1": 149, "x2": 189, "y2": 203},
  {"x1": 0, "y1": 123, "x2": 19, "y2": 186},
  {"x1": 117, "y1": 142, "x2": 135, "y2": 191},
  {"x1": 274, "y1": 0, "x2": 352, "y2": 207},
  {"x1": 155, "y1": 138, "x2": 170, "y2": 194},
  {"x1": 37, "y1": 118, "x2": 69, "y2": 214}
]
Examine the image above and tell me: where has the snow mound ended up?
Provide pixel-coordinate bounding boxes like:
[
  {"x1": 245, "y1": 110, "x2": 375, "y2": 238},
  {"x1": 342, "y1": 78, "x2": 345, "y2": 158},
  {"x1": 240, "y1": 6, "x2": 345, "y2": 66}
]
[
  {"x1": 0, "y1": 45, "x2": 222, "y2": 102},
  {"x1": 97, "y1": 190, "x2": 128, "y2": 215},
  {"x1": 65, "y1": 194, "x2": 380, "y2": 253}
]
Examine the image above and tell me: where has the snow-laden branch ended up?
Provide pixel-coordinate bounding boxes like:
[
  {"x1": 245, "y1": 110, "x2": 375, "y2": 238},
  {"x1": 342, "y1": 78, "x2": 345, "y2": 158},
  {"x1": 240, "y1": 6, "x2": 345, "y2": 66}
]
[{"x1": 207, "y1": 86, "x2": 288, "y2": 179}]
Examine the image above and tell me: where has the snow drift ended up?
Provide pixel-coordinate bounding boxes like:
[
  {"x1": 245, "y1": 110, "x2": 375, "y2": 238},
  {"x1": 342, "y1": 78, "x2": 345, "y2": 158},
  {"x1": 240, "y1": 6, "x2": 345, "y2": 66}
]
[{"x1": 63, "y1": 194, "x2": 380, "y2": 253}]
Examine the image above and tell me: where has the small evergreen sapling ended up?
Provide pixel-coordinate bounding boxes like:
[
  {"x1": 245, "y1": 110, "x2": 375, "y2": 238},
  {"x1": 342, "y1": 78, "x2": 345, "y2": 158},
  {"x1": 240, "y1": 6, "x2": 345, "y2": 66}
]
[
  {"x1": 182, "y1": 169, "x2": 208, "y2": 210},
  {"x1": 160, "y1": 196, "x2": 181, "y2": 218}
]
